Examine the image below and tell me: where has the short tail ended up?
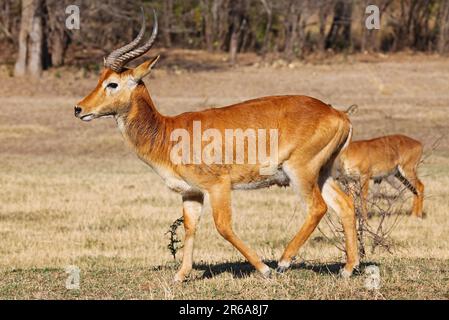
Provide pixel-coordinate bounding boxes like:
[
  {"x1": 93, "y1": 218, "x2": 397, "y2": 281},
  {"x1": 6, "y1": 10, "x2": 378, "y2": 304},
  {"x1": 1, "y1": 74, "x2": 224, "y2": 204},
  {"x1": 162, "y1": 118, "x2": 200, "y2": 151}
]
[{"x1": 345, "y1": 104, "x2": 359, "y2": 116}]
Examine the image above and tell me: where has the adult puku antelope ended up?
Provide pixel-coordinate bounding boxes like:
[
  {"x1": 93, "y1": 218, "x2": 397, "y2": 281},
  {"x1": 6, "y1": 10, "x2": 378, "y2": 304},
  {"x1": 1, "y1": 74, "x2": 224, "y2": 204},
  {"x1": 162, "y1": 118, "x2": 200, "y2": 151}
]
[{"x1": 74, "y1": 9, "x2": 359, "y2": 281}]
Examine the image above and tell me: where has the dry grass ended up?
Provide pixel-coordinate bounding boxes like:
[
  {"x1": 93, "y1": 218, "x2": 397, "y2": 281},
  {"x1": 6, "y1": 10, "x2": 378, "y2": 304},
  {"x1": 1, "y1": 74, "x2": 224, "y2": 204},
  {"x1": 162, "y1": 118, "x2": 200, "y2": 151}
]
[{"x1": 0, "y1": 54, "x2": 448, "y2": 299}]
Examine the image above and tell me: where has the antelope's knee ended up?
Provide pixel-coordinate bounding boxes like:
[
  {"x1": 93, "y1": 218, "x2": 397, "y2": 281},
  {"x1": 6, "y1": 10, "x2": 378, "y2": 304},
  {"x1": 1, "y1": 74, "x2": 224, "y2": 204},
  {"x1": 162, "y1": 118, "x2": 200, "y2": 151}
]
[
  {"x1": 215, "y1": 222, "x2": 233, "y2": 239},
  {"x1": 184, "y1": 224, "x2": 196, "y2": 237},
  {"x1": 416, "y1": 181, "x2": 424, "y2": 194},
  {"x1": 317, "y1": 200, "x2": 328, "y2": 216}
]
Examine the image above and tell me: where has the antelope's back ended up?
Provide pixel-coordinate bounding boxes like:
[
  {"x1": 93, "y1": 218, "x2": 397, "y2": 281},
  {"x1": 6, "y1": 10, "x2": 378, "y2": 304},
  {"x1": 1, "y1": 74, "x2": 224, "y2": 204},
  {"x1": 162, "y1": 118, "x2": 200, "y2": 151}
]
[
  {"x1": 176, "y1": 95, "x2": 349, "y2": 133},
  {"x1": 173, "y1": 95, "x2": 351, "y2": 160}
]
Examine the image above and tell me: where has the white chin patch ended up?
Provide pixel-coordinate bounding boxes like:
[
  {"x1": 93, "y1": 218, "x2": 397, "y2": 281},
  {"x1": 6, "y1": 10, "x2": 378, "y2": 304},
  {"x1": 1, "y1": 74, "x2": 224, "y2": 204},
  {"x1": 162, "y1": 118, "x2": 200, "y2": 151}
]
[{"x1": 81, "y1": 114, "x2": 95, "y2": 122}]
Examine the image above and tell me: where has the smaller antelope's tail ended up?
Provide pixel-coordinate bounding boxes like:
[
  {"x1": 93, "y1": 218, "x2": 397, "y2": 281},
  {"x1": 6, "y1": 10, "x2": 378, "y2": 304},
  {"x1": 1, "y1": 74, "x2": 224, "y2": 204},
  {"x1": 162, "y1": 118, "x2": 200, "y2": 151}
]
[{"x1": 345, "y1": 104, "x2": 359, "y2": 116}]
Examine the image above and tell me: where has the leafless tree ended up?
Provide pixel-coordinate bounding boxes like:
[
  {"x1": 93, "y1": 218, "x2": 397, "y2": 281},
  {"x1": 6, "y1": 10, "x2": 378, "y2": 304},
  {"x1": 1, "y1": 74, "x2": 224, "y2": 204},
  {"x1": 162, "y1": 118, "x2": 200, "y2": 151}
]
[
  {"x1": 326, "y1": 0, "x2": 354, "y2": 51},
  {"x1": 45, "y1": 0, "x2": 71, "y2": 67},
  {"x1": 3, "y1": 0, "x2": 447, "y2": 74},
  {"x1": 0, "y1": 0, "x2": 15, "y2": 42},
  {"x1": 228, "y1": 0, "x2": 248, "y2": 65},
  {"x1": 14, "y1": 0, "x2": 44, "y2": 77},
  {"x1": 437, "y1": 0, "x2": 449, "y2": 54},
  {"x1": 162, "y1": 0, "x2": 173, "y2": 47},
  {"x1": 317, "y1": 0, "x2": 334, "y2": 53},
  {"x1": 360, "y1": 0, "x2": 393, "y2": 52},
  {"x1": 259, "y1": 0, "x2": 273, "y2": 55}
]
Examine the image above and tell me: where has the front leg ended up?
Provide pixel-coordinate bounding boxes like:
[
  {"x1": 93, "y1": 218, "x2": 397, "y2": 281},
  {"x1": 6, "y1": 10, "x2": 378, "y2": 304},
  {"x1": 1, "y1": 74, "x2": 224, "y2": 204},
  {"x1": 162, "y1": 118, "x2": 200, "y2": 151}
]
[
  {"x1": 208, "y1": 177, "x2": 271, "y2": 277},
  {"x1": 174, "y1": 192, "x2": 204, "y2": 282},
  {"x1": 359, "y1": 175, "x2": 370, "y2": 219}
]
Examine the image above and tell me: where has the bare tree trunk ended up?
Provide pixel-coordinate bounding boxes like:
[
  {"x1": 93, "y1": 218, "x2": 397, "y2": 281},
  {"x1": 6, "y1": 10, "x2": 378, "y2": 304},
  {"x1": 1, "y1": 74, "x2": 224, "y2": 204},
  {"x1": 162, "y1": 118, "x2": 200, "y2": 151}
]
[
  {"x1": 297, "y1": 16, "x2": 307, "y2": 58},
  {"x1": 342, "y1": 1, "x2": 352, "y2": 51},
  {"x1": 228, "y1": 0, "x2": 246, "y2": 65},
  {"x1": 162, "y1": 0, "x2": 173, "y2": 47},
  {"x1": 46, "y1": 0, "x2": 69, "y2": 67},
  {"x1": 283, "y1": 1, "x2": 299, "y2": 59},
  {"x1": 360, "y1": 0, "x2": 387, "y2": 52},
  {"x1": 326, "y1": 0, "x2": 353, "y2": 51},
  {"x1": 201, "y1": 0, "x2": 214, "y2": 52},
  {"x1": 15, "y1": 0, "x2": 31, "y2": 76},
  {"x1": 318, "y1": 1, "x2": 331, "y2": 53},
  {"x1": 437, "y1": 0, "x2": 449, "y2": 54},
  {"x1": 296, "y1": 1, "x2": 314, "y2": 59},
  {"x1": 393, "y1": 0, "x2": 417, "y2": 51},
  {"x1": 217, "y1": 0, "x2": 229, "y2": 51},
  {"x1": 260, "y1": 0, "x2": 272, "y2": 55},
  {"x1": 49, "y1": 30, "x2": 65, "y2": 66},
  {"x1": 15, "y1": 0, "x2": 44, "y2": 77},
  {"x1": 360, "y1": 0, "x2": 368, "y2": 52},
  {"x1": 229, "y1": 18, "x2": 246, "y2": 65},
  {"x1": 211, "y1": 0, "x2": 222, "y2": 51},
  {"x1": 28, "y1": 5, "x2": 43, "y2": 76},
  {"x1": 0, "y1": 0, "x2": 13, "y2": 42}
]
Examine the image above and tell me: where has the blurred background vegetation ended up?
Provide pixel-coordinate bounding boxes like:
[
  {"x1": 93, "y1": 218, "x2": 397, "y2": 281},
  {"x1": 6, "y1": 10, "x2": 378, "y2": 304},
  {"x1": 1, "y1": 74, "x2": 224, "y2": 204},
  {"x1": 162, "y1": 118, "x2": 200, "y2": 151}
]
[{"x1": 1, "y1": 0, "x2": 449, "y2": 76}]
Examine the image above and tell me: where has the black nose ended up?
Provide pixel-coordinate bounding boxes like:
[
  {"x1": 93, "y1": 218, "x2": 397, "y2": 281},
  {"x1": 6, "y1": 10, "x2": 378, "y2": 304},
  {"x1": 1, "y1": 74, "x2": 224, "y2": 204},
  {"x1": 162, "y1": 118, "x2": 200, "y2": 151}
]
[{"x1": 74, "y1": 106, "x2": 82, "y2": 117}]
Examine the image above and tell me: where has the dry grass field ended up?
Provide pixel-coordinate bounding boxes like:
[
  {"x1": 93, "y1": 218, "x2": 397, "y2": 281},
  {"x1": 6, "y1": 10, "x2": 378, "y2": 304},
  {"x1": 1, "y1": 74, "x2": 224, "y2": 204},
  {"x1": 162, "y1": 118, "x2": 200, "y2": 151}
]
[{"x1": 0, "y1": 52, "x2": 448, "y2": 299}]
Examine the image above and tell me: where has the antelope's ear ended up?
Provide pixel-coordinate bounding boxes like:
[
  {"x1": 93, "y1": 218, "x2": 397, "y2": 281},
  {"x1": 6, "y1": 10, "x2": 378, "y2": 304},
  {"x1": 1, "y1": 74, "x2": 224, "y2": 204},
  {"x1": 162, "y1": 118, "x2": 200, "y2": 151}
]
[{"x1": 132, "y1": 55, "x2": 160, "y2": 81}]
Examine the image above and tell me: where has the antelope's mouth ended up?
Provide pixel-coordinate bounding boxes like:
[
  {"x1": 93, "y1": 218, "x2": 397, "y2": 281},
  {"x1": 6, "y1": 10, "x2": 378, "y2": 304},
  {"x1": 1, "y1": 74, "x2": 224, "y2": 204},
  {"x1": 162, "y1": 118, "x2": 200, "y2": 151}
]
[
  {"x1": 79, "y1": 112, "x2": 115, "y2": 122},
  {"x1": 80, "y1": 113, "x2": 96, "y2": 122}
]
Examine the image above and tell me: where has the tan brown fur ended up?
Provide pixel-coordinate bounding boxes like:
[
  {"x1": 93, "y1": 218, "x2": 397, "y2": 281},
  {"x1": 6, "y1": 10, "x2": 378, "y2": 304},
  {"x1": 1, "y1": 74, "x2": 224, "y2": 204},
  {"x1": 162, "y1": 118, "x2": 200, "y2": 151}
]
[
  {"x1": 75, "y1": 58, "x2": 359, "y2": 281},
  {"x1": 339, "y1": 134, "x2": 424, "y2": 218}
]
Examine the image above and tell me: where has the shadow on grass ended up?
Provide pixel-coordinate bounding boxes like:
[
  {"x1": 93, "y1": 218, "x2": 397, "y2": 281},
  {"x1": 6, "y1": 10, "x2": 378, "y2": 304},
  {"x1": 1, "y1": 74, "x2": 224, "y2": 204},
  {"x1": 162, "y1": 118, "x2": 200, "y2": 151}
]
[{"x1": 191, "y1": 260, "x2": 378, "y2": 280}]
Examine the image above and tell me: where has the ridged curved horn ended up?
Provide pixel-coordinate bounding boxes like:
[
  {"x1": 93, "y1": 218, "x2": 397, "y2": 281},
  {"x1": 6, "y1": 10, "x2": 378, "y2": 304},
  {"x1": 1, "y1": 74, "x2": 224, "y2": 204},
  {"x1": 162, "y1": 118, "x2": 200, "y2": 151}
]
[
  {"x1": 104, "y1": 7, "x2": 147, "y2": 72},
  {"x1": 107, "y1": 9, "x2": 158, "y2": 73}
]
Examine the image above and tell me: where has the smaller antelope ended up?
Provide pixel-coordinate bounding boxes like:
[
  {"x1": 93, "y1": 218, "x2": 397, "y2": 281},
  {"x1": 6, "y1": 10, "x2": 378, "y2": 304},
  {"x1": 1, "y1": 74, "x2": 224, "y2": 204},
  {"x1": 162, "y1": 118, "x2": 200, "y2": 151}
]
[{"x1": 338, "y1": 134, "x2": 424, "y2": 218}]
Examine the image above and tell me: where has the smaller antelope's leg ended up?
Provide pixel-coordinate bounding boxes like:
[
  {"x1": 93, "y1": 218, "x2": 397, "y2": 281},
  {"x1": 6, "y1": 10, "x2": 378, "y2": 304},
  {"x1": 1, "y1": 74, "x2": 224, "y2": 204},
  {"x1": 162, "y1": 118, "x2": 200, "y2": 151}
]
[
  {"x1": 277, "y1": 179, "x2": 328, "y2": 273},
  {"x1": 396, "y1": 166, "x2": 424, "y2": 218},
  {"x1": 322, "y1": 178, "x2": 359, "y2": 278},
  {"x1": 414, "y1": 179, "x2": 424, "y2": 218},
  {"x1": 208, "y1": 178, "x2": 271, "y2": 278},
  {"x1": 174, "y1": 193, "x2": 204, "y2": 282},
  {"x1": 360, "y1": 176, "x2": 370, "y2": 219}
]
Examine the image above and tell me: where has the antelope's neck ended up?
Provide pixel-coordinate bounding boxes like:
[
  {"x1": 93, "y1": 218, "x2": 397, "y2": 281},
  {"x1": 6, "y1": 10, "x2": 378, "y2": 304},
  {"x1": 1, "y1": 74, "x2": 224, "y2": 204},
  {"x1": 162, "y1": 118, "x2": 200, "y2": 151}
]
[{"x1": 115, "y1": 85, "x2": 172, "y2": 168}]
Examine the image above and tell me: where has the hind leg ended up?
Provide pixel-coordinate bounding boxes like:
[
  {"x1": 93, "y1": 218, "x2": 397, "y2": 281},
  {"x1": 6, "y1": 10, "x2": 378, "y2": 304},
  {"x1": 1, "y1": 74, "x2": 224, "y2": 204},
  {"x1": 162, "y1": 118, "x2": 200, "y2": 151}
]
[
  {"x1": 276, "y1": 168, "x2": 328, "y2": 273},
  {"x1": 321, "y1": 178, "x2": 359, "y2": 277},
  {"x1": 359, "y1": 175, "x2": 370, "y2": 219},
  {"x1": 414, "y1": 179, "x2": 424, "y2": 217},
  {"x1": 396, "y1": 166, "x2": 424, "y2": 218}
]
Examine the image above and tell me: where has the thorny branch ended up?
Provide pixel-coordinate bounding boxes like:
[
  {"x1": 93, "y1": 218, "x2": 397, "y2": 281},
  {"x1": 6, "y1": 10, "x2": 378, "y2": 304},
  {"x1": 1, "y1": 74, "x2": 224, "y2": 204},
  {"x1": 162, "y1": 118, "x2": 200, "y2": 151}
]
[{"x1": 165, "y1": 217, "x2": 184, "y2": 260}]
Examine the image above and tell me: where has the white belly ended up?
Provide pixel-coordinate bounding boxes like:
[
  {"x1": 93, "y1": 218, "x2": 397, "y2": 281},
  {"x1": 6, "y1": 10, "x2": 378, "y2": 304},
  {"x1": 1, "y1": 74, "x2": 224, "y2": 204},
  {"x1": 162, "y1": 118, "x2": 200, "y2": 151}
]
[
  {"x1": 152, "y1": 164, "x2": 197, "y2": 194},
  {"x1": 232, "y1": 169, "x2": 290, "y2": 190}
]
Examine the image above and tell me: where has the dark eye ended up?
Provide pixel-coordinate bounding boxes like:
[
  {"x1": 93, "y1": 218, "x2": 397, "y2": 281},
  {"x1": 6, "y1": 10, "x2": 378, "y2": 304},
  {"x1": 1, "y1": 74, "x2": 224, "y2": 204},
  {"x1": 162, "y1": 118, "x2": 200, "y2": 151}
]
[{"x1": 107, "y1": 82, "x2": 118, "y2": 89}]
